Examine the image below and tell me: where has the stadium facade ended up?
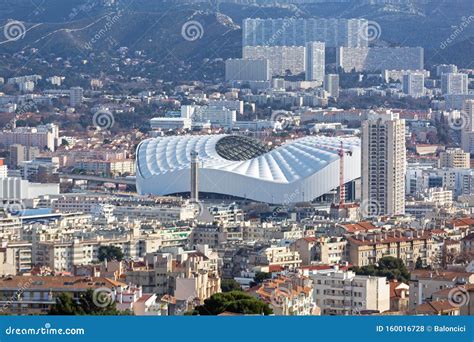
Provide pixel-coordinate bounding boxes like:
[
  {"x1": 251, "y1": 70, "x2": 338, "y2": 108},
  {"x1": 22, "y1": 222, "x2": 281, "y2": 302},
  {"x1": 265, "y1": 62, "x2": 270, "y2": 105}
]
[{"x1": 136, "y1": 134, "x2": 361, "y2": 204}]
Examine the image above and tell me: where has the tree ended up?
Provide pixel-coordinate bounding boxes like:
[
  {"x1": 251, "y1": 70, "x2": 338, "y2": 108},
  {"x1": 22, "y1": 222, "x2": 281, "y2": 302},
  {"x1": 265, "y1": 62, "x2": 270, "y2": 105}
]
[
  {"x1": 221, "y1": 279, "x2": 242, "y2": 292},
  {"x1": 49, "y1": 293, "x2": 78, "y2": 315},
  {"x1": 97, "y1": 246, "x2": 124, "y2": 262},
  {"x1": 253, "y1": 272, "x2": 271, "y2": 284},
  {"x1": 415, "y1": 256, "x2": 424, "y2": 269},
  {"x1": 195, "y1": 291, "x2": 272, "y2": 316},
  {"x1": 351, "y1": 256, "x2": 411, "y2": 283},
  {"x1": 49, "y1": 290, "x2": 127, "y2": 315}
]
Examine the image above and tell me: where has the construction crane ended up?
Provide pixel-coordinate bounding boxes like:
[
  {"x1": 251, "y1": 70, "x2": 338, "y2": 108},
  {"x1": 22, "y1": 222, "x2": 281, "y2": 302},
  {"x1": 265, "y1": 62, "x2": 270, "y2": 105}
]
[{"x1": 315, "y1": 140, "x2": 353, "y2": 207}]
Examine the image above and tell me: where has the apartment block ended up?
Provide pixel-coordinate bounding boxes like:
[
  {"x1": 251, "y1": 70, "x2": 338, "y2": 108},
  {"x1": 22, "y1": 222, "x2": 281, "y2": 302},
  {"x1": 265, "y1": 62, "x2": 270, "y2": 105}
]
[
  {"x1": 346, "y1": 230, "x2": 433, "y2": 268},
  {"x1": 308, "y1": 268, "x2": 390, "y2": 315}
]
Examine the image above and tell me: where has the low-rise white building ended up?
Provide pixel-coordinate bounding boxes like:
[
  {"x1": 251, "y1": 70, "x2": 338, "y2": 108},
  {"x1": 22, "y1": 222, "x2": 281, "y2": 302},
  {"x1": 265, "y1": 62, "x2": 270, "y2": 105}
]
[{"x1": 304, "y1": 268, "x2": 390, "y2": 315}]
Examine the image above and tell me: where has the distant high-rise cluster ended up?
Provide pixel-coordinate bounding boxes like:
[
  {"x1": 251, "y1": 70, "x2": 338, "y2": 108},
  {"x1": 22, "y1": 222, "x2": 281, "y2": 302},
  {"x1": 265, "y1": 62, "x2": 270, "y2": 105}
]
[{"x1": 242, "y1": 18, "x2": 369, "y2": 48}]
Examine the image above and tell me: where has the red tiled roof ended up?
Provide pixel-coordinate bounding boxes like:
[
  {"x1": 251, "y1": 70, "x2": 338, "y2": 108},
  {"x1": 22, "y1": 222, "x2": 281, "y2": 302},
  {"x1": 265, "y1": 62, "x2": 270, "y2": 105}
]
[{"x1": 342, "y1": 222, "x2": 378, "y2": 233}]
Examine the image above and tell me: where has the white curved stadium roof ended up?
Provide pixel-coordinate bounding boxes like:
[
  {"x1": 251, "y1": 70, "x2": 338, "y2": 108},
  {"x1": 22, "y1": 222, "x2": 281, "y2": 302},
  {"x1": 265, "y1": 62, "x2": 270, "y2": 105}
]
[{"x1": 136, "y1": 134, "x2": 361, "y2": 204}]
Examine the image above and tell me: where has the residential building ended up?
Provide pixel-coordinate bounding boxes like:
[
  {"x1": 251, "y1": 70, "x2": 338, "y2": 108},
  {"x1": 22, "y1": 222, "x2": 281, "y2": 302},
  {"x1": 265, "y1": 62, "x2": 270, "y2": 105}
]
[
  {"x1": 0, "y1": 124, "x2": 58, "y2": 151},
  {"x1": 260, "y1": 246, "x2": 302, "y2": 270},
  {"x1": 225, "y1": 59, "x2": 270, "y2": 82},
  {"x1": 305, "y1": 42, "x2": 325, "y2": 83},
  {"x1": 126, "y1": 245, "x2": 221, "y2": 305},
  {"x1": 402, "y1": 72, "x2": 425, "y2": 98},
  {"x1": 243, "y1": 46, "x2": 306, "y2": 77},
  {"x1": 70, "y1": 87, "x2": 84, "y2": 107},
  {"x1": 461, "y1": 100, "x2": 474, "y2": 155},
  {"x1": 436, "y1": 64, "x2": 458, "y2": 77},
  {"x1": 324, "y1": 74, "x2": 340, "y2": 98},
  {"x1": 74, "y1": 159, "x2": 135, "y2": 176},
  {"x1": 242, "y1": 18, "x2": 369, "y2": 48},
  {"x1": 361, "y1": 111, "x2": 406, "y2": 216},
  {"x1": 346, "y1": 230, "x2": 433, "y2": 268},
  {"x1": 9, "y1": 144, "x2": 40, "y2": 167},
  {"x1": 409, "y1": 270, "x2": 474, "y2": 311},
  {"x1": 439, "y1": 148, "x2": 470, "y2": 168},
  {"x1": 441, "y1": 73, "x2": 468, "y2": 95},
  {"x1": 290, "y1": 237, "x2": 346, "y2": 266},
  {"x1": 250, "y1": 274, "x2": 318, "y2": 315},
  {"x1": 0, "y1": 275, "x2": 147, "y2": 315},
  {"x1": 307, "y1": 268, "x2": 390, "y2": 315},
  {"x1": 337, "y1": 47, "x2": 424, "y2": 72}
]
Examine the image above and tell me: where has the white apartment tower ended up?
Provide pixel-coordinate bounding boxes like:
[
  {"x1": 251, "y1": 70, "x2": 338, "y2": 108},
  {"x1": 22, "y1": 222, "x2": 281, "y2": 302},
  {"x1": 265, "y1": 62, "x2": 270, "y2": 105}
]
[
  {"x1": 305, "y1": 42, "x2": 325, "y2": 83},
  {"x1": 441, "y1": 73, "x2": 468, "y2": 95},
  {"x1": 69, "y1": 87, "x2": 84, "y2": 107},
  {"x1": 324, "y1": 74, "x2": 340, "y2": 98},
  {"x1": 362, "y1": 112, "x2": 406, "y2": 216},
  {"x1": 402, "y1": 73, "x2": 424, "y2": 98},
  {"x1": 461, "y1": 100, "x2": 474, "y2": 155}
]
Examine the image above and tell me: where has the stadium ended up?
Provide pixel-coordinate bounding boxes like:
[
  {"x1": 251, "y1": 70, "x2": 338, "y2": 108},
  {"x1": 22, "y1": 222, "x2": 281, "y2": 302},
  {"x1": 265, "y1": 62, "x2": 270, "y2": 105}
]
[{"x1": 136, "y1": 134, "x2": 361, "y2": 204}]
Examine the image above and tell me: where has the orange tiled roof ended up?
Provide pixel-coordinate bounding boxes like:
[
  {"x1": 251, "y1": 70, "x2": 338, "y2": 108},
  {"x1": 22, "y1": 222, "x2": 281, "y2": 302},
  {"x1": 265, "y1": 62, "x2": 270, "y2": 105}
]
[
  {"x1": 342, "y1": 222, "x2": 378, "y2": 233},
  {"x1": 415, "y1": 300, "x2": 458, "y2": 314}
]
